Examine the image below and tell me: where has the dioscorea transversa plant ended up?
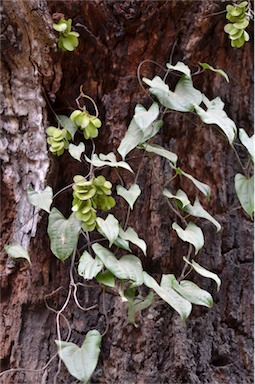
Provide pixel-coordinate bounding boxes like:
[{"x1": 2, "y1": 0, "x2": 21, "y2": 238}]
[{"x1": 5, "y1": 59, "x2": 253, "y2": 383}]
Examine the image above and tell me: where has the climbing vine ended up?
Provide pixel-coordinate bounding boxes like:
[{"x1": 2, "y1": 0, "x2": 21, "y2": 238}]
[{"x1": 2, "y1": 4, "x2": 254, "y2": 383}]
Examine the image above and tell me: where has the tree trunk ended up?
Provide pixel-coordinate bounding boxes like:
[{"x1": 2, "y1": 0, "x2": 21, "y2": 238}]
[{"x1": 1, "y1": 1, "x2": 253, "y2": 383}]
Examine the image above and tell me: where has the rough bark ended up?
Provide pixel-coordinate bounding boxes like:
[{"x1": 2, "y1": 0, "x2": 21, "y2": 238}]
[{"x1": 0, "y1": 1, "x2": 253, "y2": 384}]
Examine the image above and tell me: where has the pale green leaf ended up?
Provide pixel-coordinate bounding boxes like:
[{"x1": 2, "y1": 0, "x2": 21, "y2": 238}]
[
  {"x1": 183, "y1": 257, "x2": 221, "y2": 291},
  {"x1": 127, "y1": 292, "x2": 154, "y2": 324},
  {"x1": 53, "y1": 22, "x2": 67, "y2": 32},
  {"x1": 116, "y1": 184, "x2": 141, "y2": 210},
  {"x1": 78, "y1": 251, "x2": 103, "y2": 280},
  {"x1": 113, "y1": 236, "x2": 131, "y2": 252},
  {"x1": 142, "y1": 120, "x2": 163, "y2": 142},
  {"x1": 194, "y1": 95, "x2": 237, "y2": 144},
  {"x1": 199, "y1": 63, "x2": 229, "y2": 82},
  {"x1": 47, "y1": 208, "x2": 81, "y2": 261},
  {"x1": 92, "y1": 243, "x2": 144, "y2": 286},
  {"x1": 167, "y1": 274, "x2": 213, "y2": 308},
  {"x1": 163, "y1": 188, "x2": 191, "y2": 208},
  {"x1": 27, "y1": 186, "x2": 53, "y2": 213},
  {"x1": 4, "y1": 244, "x2": 31, "y2": 264},
  {"x1": 55, "y1": 330, "x2": 101, "y2": 383},
  {"x1": 117, "y1": 118, "x2": 162, "y2": 160},
  {"x1": 143, "y1": 272, "x2": 192, "y2": 321},
  {"x1": 85, "y1": 153, "x2": 133, "y2": 172},
  {"x1": 119, "y1": 227, "x2": 147, "y2": 256},
  {"x1": 68, "y1": 142, "x2": 85, "y2": 162},
  {"x1": 57, "y1": 115, "x2": 78, "y2": 139},
  {"x1": 96, "y1": 270, "x2": 115, "y2": 287},
  {"x1": 184, "y1": 197, "x2": 221, "y2": 232},
  {"x1": 166, "y1": 61, "x2": 191, "y2": 78},
  {"x1": 239, "y1": 129, "x2": 254, "y2": 162},
  {"x1": 176, "y1": 168, "x2": 211, "y2": 199},
  {"x1": 134, "y1": 102, "x2": 159, "y2": 131},
  {"x1": 117, "y1": 118, "x2": 144, "y2": 160},
  {"x1": 172, "y1": 222, "x2": 204, "y2": 255},
  {"x1": 96, "y1": 214, "x2": 120, "y2": 246},
  {"x1": 140, "y1": 143, "x2": 178, "y2": 167},
  {"x1": 234, "y1": 174, "x2": 254, "y2": 217},
  {"x1": 143, "y1": 75, "x2": 202, "y2": 112}
]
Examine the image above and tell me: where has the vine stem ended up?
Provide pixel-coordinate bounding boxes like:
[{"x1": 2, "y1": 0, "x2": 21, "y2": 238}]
[{"x1": 231, "y1": 143, "x2": 248, "y2": 177}]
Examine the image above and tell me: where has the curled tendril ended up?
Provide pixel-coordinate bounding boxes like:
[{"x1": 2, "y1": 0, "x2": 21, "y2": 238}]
[{"x1": 75, "y1": 85, "x2": 99, "y2": 117}]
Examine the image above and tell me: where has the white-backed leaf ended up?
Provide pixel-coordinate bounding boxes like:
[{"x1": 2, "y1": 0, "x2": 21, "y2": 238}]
[
  {"x1": 140, "y1": 143, "x2": 178, "y2": 167},
  {"x1": 184, "y1": 197, "x2": 221, "y2": 232},
  {"x1": 117, "y1": 118, "x2": 163, "y2": 160},
  {"x1": 92, "y1": 243, "x2": 144, "y2": 286},
  {"x1": 199, "y1": 63, "x2": 229, "y2": 82},
  {"x1": 57, "y1": 114, "x2": 78, "y2": 139},
  {"x1": 143, "y1": 75, "x2": 202, "y2": 112},
  {"x1": 163, "y1": 189, "x2": 191, "y2": 208},
  {"x1": 234, "y1": 174, "x2": 254, "y2": 217},
  {"x1": 143, "y1": 272, "x2": 192, "y2": 321},
  {"x1": 85, "y1": 152, "x2": 133, "y2": 172},
  {"x1": 119, "y1": 227, "x2": 146, "y2": 256},
  {"x1": 134, "y1": 102, "x2": 159, "y2": 131},
  {"x1": 239, "y1": 129, "x2": 254, "y2": 162},
  {"x1": 166, "y1": 61, "x2": 191, "y2": 78},
  {"x1": 183, "y1": 257, "x2": 221, "y2": 291},
  {"x1": 168, "y1": 274, "x2": 213, "y2": 308},
  {"x1": 194, "y1": 95, "x2": 237, "y2": 144},
  {"x1": 27, "y1": 186, "x2": 53, "y2": 213},
  {"x1": 4, "y1": 244, "x2": 31, "y2": 264},
  {"x1": 113, "y1": 236, "x2": 131, "y2": 252},
  {"x1": 176, "y1": 168, "x2": 211, "y2": 199},
  {"x1": 172, "y1": 222, "x2": 204, "y2": 255},
  {"x1": 55, "y1": 330, "x2": 102, "y2": 383},
  {"x1": 116, "y1": 184, "x2": 141, "y2": 210},
  {"x1": 142, "y1": 119, "x2": 163, "y2": 142},
  {"x1": 47, "y1": 208, "x2": 81, "y2": 261},
  {"x1": 96, "y1": 270, "x2": 115, "y2": 287},
  {"x1": 96, "y1": 214, "x2": 120, "y2": 246},
  {"x1": 78, "y1": 251, "x2": 103, "y2": 279},
  {"x1": 68, "y1": 142, "x2": 85, "y2": 161},
  {"x1": 117, "y1": 118, "x2": 144, "y2": 160}
]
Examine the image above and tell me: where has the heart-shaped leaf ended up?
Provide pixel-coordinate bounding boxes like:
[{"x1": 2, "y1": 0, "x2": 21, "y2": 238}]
[
  {"x1": 183, "y1": 257, "x2": 221, "y2": 291},
  {"x1": 143, "y1": 75, "x2": 202, "y2": 112},
  {"x1": 234, "y1": 173, "x2": 254, "y2": 217},
  {"x1": 96, "y1": 270, "x2": 115, "y2": 287},
  {"x1": 92, "y1": 243, "x2": 144, "y2": 286},
  {"x1": 163, "y1": 188, "x2": 191, "y2": 208},
  {"x1": 172, "y1": 222, "x2": 204, "y2": 255},
  {"x1": 134, "y1": 102, "x2": 159, "y2": 131},
  {"x1": 57, "y1": 114, "x2": 78, "y2": 139},
  {"x1": 47, "y1": 208, "x2": 81, "y2": 261},
  {"x1": 166, "y1": 61, "x2": 191, "y2": 78},
  {"x1": 55, "y1": 330, "x2": 102, "y2": 383},
  {"x1": 166, "y1": 274, "x2": 213, "y2": 308},
  {"x1": 143, "y1": 272, "x2": 192, "y2": 321},
  {"x1": 175, "y1": 168, "x2": 211, "y2": 199},
  {"x1": 4, "y1": 244, "x2": 31, "y2": 264},
  {"x1": 194, "y1": 95, "x2": 237, "y2": 144},
  {"x1": 116, "y1": 184, "x2": 141, "y2": 210},
  {"x1": 140, "y1": 143, "x2": 178, "y2": 167},
  {"x1": 27, "y1": 186, "x2": 53, "y2": 213},
  {"x1": 96, "y1": 214, "x2": 120, "y2": 246},
  {"x1": 85, "y1": 152, "x2": 133, "y2": 172},
  {"x1": 119, "y1": 227, "x2": 146, "y2": 255},
  {"x1": 78, "y1": 251, "x2": 103, "y2": 280},
  {"x1": 68, "y1": 142, "x2": 85, "y2": 161}
]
